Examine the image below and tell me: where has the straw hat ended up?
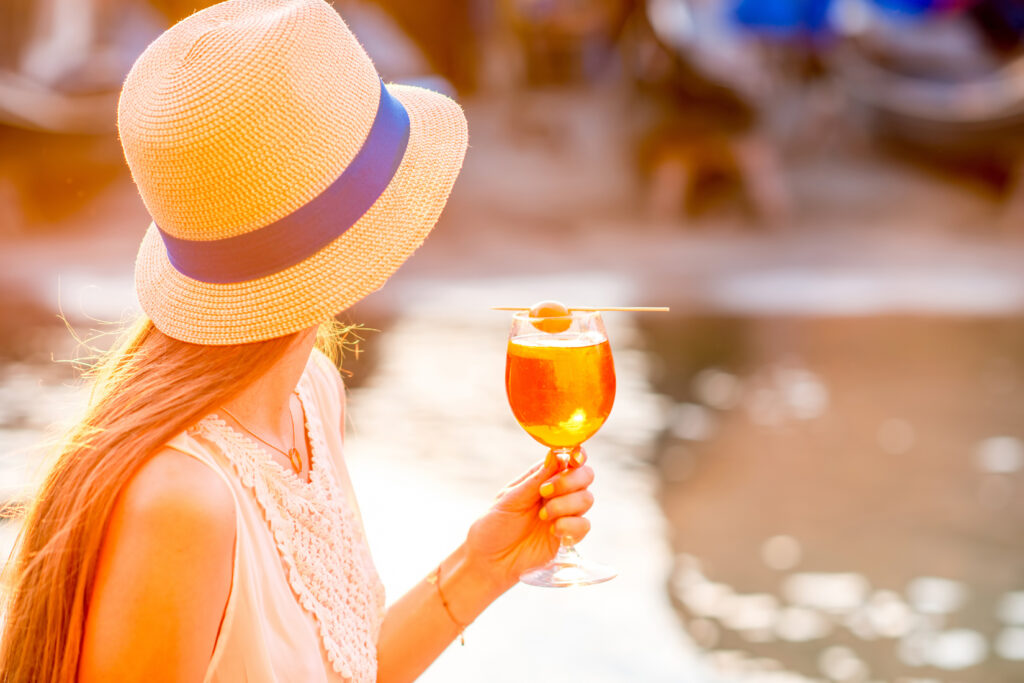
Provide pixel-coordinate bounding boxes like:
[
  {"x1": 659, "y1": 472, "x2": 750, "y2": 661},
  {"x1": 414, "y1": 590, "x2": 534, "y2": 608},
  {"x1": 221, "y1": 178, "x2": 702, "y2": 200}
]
[{"x1": 118, "y1": 0, "x2": 468, "y2": 344}]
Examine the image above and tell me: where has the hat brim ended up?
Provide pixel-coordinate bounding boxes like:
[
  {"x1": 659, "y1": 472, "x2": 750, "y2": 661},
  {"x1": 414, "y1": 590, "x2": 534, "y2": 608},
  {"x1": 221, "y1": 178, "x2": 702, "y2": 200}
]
[{"x1": 134, "y1": 83, "x2": 468, "y2": 345}]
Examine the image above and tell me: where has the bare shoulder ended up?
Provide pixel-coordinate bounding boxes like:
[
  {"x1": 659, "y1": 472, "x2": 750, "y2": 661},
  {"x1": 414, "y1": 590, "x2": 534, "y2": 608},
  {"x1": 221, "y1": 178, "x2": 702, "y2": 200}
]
[
  {"x1": 80, "y1": 447, "x2": 236, "y2": 682},
  {"x1": 119, "y1": 446, "x2": 236, "y2": 531}
]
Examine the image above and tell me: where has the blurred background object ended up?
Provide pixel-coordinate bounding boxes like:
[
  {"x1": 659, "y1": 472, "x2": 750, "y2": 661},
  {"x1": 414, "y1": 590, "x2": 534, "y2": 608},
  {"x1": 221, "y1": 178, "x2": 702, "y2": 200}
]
[
  {"x1": 0, "y1": 0, "x2": 162, "y2": 133},
  {"x1": 500, "y1": 0, "x2": 632, "y2": 85},
  {"x1": 627, "y1": 0, "x2": 792, "y2": 224},
  {"x1": 829, "y1": 0, "x2": 1024, "y2": 227},
  {"x1": 3, "y1": 0, "x2": 1024, "y2": 681}
]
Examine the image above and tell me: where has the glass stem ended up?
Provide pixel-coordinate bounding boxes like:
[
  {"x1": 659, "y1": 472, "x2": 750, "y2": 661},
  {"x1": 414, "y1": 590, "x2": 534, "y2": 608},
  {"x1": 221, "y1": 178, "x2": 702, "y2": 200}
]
[
  {"x1": 554, "y1": 541, "x2": 582, "y2": 565},
  {"x1": 551, "y1": 447, "x2": 581, "y2": 564},
  {"x1": 553, "y1": 447, "x2": 573, "y2": 467}
]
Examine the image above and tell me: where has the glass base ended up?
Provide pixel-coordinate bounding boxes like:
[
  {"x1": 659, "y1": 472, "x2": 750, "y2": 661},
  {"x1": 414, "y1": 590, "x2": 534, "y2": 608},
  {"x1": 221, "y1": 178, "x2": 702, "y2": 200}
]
[{"x1": 519, "y1": 545, "x2": 617, "y2": 588}]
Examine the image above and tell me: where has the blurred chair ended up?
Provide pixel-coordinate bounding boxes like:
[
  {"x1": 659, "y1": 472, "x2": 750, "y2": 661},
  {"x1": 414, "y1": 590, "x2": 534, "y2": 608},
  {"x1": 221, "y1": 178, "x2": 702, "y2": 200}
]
[
  {"x1": 626, "y1": 0, "x2": 791, "y2": 225},
  {"x1": 500, "y1": 0, "x2": 633, "y2": 86}
]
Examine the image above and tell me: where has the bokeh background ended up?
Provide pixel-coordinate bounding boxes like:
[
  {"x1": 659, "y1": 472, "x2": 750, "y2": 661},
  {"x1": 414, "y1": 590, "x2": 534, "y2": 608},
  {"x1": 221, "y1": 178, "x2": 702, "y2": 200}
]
[{"x1": 3, "y1": 0, "x2": 1024, "y2": 680}]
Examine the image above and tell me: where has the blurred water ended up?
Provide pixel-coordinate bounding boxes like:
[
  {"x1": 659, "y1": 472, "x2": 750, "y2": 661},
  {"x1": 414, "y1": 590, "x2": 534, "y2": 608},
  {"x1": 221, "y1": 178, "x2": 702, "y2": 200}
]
[
  {"x1": 642, "y1": 315, "x2": 1024, "y2": 682},
  {"x1": 2, "y1": 292, "x2": 1024, "y2": 681}
]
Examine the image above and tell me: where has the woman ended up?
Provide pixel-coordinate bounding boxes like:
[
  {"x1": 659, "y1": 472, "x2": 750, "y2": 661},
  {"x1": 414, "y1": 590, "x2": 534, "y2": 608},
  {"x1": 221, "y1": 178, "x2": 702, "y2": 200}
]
[{"x1": 0, "y1": 0, "x2": 597, "y2": 680}]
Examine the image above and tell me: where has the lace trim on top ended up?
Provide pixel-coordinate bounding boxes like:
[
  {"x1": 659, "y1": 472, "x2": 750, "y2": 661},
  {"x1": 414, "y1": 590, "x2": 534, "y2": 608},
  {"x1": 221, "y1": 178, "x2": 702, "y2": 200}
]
[{"x1": 191, "y1": 373, "x2": 385, "y2": 683}]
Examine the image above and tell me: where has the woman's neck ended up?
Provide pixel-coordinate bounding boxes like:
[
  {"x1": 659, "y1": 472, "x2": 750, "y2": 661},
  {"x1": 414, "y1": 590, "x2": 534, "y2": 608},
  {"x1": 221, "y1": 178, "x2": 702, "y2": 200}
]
[{"x1": 221, "y1": 326, "x2": 318, "y2": 438}]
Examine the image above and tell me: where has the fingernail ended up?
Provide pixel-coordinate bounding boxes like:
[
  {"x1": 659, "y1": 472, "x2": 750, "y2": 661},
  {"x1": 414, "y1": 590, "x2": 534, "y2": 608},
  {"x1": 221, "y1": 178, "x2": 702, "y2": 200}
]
[
  {"x1": 539, "y1": 482, "x2": 554, "y2": 498},
  {"x1": 539, "y1": 507, "x2": 548, "y2": 521},
  {"x1": 571, "y1": 450, "x2": 585, "y2": 467}
]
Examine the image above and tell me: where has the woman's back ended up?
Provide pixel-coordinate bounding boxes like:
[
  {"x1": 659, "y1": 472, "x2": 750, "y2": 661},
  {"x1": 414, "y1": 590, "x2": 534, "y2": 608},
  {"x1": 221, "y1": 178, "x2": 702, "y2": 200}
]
[{"x1": 81, "y1": 350, "x2": 385, "y2": 683}]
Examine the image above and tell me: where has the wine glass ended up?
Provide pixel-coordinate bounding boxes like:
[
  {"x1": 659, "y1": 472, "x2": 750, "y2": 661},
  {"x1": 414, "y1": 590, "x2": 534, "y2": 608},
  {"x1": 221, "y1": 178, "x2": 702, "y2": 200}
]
[{"x1": 505, "y1": 309, "x2": 617, "y2": 587}]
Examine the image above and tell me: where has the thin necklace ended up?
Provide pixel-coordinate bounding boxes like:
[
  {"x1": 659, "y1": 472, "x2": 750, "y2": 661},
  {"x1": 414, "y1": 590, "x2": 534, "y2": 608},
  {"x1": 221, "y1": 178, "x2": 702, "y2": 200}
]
[{"x1": 221, "y1": 393, "x2": 304, "y2": 474}]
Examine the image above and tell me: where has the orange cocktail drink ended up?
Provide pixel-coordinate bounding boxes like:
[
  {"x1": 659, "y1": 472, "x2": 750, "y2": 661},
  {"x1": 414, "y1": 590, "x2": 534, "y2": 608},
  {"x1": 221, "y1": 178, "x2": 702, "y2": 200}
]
[{"x1": 505, "y1": 333, "x2": 615, "y2": 449}]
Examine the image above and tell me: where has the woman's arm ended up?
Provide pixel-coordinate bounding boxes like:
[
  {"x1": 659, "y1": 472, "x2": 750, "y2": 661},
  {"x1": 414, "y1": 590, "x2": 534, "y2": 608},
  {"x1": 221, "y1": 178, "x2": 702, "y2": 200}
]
[
  {"x1": 79, "y1": 448, "x2": 236, "y2": 683},
  {"x1": 376, "y1": 542, "x2": 506, "y2": 682},
  {"x1": 377, "y1": 451, "x2": 595, "y2": 683}
]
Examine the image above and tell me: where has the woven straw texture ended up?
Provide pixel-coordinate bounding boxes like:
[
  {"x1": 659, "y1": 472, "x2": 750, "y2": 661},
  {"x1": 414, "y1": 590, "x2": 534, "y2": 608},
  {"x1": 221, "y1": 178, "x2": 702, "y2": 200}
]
[{"x1": 119, "y1": 0, "x2": 467, "y2": 344}]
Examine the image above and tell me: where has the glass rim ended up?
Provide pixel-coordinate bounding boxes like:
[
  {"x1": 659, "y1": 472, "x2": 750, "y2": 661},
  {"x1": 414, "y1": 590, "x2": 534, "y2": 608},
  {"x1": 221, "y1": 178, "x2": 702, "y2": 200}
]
[{"x1": 511, "y1": 309, "x2": 602, "y2": 323}]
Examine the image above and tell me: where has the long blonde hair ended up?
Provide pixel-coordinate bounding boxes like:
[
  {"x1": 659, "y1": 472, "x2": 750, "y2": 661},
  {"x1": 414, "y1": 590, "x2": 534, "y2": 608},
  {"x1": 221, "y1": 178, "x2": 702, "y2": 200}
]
[{"x1": 0, "y1": 316, "x2": 351, "y2": 682}]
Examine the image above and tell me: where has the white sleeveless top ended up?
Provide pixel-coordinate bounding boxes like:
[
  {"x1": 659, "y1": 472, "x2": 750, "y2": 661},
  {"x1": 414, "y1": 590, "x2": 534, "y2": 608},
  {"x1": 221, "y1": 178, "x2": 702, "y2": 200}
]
[{"x1": 165, "y1": 350, "x2": 385, "y2": 683}]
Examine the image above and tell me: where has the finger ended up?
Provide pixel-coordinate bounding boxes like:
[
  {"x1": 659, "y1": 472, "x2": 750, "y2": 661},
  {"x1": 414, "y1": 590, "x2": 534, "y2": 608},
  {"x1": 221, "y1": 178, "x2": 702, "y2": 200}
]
[
  {"x1": 501, "y1": 452, "x2": 562, "y2": 506},
  {"x1": 539, "y1": 489, "x2": 594, "y2": 521},
  {"x1": 503, "y1": 460, "x2": 544, "y2": 490},
  {"x1": 503, "y1": 450, "x2": 559, "y2": 490},
  {"x1": 568, "y1": 446, "x2": 587, "y2": 469},
  {"x1": 550, "y1": 516, "x2": 591, "y2": 542},
  {"x1": 539, "y1": 465, "x2": 594, "y2": 499}
]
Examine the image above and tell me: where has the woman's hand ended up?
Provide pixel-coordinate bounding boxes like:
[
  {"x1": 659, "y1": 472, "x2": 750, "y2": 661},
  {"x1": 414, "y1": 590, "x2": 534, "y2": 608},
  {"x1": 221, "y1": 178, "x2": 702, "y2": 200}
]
[
  {"x1": 464, "y1": 448, "x2": 596, "y2": 591},
  {"x1": 379, "y1": 449, "x2": 596, "y2": 680}
]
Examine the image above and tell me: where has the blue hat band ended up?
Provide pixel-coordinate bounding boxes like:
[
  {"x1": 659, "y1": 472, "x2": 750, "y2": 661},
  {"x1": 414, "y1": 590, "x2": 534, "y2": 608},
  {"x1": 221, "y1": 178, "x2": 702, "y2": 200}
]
[{"x1": 156, "y1": 80, "x2": 411, "y2": 284}]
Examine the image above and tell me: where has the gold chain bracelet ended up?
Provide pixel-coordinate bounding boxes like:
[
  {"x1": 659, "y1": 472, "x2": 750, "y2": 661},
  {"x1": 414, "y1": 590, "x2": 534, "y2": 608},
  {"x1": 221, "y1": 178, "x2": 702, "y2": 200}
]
[{"x1": 427, "y1": 562, "x2": 468, "y2": 645}]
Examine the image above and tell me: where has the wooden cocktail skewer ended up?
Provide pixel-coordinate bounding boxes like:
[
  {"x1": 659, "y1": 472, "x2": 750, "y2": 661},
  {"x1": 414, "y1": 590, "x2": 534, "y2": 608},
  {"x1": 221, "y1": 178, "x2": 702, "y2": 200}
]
[{"x1": 491, "y1": 306, "x2": 670, "y2": 312}]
